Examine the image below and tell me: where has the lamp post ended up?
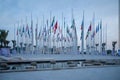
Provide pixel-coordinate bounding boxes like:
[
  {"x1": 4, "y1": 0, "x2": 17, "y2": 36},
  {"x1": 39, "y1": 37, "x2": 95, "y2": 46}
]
[
  {"x1": 112, "y1": 41, "x2": 117, "y2": 55},
  {"x1": 102, "y1": 43, "x2": 106, "y2": 55},
  {"x1": 95, "y1": 44, "x2": 99, "y2": 53},
  {"x1": 12, "y1": 40, "x2": 16, "y2": 49}
]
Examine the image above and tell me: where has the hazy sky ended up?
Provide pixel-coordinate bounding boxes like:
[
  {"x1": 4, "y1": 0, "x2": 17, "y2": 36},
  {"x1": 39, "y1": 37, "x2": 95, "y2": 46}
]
[{"x1": 0, "y1": 0, "x2": 119, "y2": 49}]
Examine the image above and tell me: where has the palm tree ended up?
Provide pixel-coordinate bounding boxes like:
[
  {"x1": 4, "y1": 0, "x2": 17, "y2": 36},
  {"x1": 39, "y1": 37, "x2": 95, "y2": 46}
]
[
  {"x1": 0, "y1": 30, "x2": 9, "y2": 47},
  {"x1": 4, "y1": 40, "x2": 10, "y2": 47},
  {"x1": 12, "y1": 40, "x2": 16, "y2": 49},
  {"x1": 6, "y1": 40, "x2": 10, "y2": 47}
]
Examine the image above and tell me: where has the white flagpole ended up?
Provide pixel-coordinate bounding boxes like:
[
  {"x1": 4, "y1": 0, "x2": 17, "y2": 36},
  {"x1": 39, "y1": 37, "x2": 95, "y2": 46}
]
[
  {"x1": 17, "y1": 22, "x2": 19, "y2": 53},
  {"x1": 100, "y1": 20, "x2": 102, "y2": 54},
  {"x1": 14, "y1": 24, "x2": 15, "y2": 41},
  {"x1": 50, "y1": 11, "x2": 52, "y2": 54},
  {"x1": 105, "y1": 24, "x2": 107, "y2": 53},
  {"x1": 31, "y1": 14, "x2": 34, "y2": 54},
  {"x1": 98, "y1": 23, "x2": 100, "y2": 53},
  {"x1": 36, "y1": 18, "x2": 38, "y2": 49},
  {"x1": 71, "y1": 9, "x2": 78, "y2": 54},
  {"x1": 62, "y1": 12, "x2": 64, "y2": 53},
  {"x1": 43, "y1": 15, "x2": 45, "y2": 54},
  {"x1": 64, "y1": 17, "x2": 66, "y2": 52},
  {"x1": 92, "y1": 13, "x2": 95, "y2": 53},
  {"x1": 81, "y1": 11, "x2": 84, "y2": 54},
  {"x1": 25, "y1": 16, "x2": 27, "y2": 53}
]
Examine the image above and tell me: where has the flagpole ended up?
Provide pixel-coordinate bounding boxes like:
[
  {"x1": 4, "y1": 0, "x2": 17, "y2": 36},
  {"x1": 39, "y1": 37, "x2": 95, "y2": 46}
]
[
  {"x1": 89, "y1": 22, "x2": 92, "y2": 54},
  {"x1": 14, "y1": 24, "x2": 15, "y2": 41},
  {"x1": 71, "y1": 9, "x2": 74, "y2": 53},
  {"x1": 62, "y1": 12, "x2": 64, "y2": 54},
  {"x1": 81, "y1": 11, "x2": 84, "y2": 54},
  {"x1": 71, "y1": 9, "x2": 78, "y2": 54},
  {"x1": 64, "y1": 17, "x2": 66, "y2": 53},
  {"x1": 46, "y1": 19, "x2": 49, "y2": 54},
  {"x1": 50, "y1": 11, "x2": 52, "y2": 54},
  {"x1": 92, "y1": 13, "x2": 95, "y2": 54},
  {"x1": 36, "y1": 18, "x2": 38, "y2": 50},
  {"x1": 100, "y1": 20, "x2": 102, "y2": 54},
  {"x1": 106, "y1": 24, "x2": 107, "y2": 53},
  {"x1": 20, "y1": 19, "x2": 23, "y2": 53},
  {"x1": 17, "y1": 22, "x2": 19, "y2": 53},
  {"x1": 98, "y1": 23, "x2": 100, "y2": 53},
  {"x1": 31, "y1": 14, "x2": 34, "y2": 54},
  {"x1": 25, "y1": 16, "x2": 27, "y2": 53},
  {"x1": 43, "y1": 15, "x2": 45, "y2": 54}
]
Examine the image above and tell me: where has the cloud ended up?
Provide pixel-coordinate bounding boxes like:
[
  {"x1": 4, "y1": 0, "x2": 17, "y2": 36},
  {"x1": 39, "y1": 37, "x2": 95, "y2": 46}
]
[{"x1": 0, "y1": 0, "x2": 119, "y2": 49}]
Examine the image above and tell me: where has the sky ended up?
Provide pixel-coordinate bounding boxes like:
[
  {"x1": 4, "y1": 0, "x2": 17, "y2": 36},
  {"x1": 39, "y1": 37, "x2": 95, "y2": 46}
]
[{"x1": 0, "y1": 0, "x2": 119, "y2": 50}]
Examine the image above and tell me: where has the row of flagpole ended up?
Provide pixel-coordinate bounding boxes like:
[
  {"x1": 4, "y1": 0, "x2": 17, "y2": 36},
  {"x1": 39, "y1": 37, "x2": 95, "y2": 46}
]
[
  {"x1": 80, "y1": 11, "x2": 109, "y2": 55},
  {"x1": 14, "y1": 11, "x2": 109, "y2": 54}
]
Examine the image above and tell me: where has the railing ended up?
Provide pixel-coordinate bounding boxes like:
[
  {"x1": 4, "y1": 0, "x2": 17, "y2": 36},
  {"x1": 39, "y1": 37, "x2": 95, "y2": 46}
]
[{"x1": 0, "y1": 59, "x2": 120, "y2": 73}]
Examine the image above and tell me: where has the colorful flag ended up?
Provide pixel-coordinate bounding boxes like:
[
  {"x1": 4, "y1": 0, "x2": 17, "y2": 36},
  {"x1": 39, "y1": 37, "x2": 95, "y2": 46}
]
[
  {"x1": 53, "y1": 21, "x2": 58, "y2": 34},
  {"x1": 86, "y1": 23, "x2": 92, "y2": 40},
  {"x1": 85, "y1": 34, "x2": 88, "y2": 40},
  {"x1": 71, "y1": 19, "x2": 75, "y2": 29},
  {"x1": 22, "y1": 26, "x2": 24, "y2": 33},
  {"x1": 28, "y1": 27, "x2": 30, "y2": 38},
  {"x1": 64, "y1": 17, "x2": 65, "y2": 28},
  {"x1": 88, "y1": 24, "x2": 92, "y2": 31},
  {"x1": 51, "y1": 16, "x2": 55, "y2": 27},
  {"x1": 26, "y1": 24, "x2": 29, "y2": 32},
  {"x1": 96, "y1": 23, "x2": 99, "y2": 33},
  {"x1": 35, "y1": 23, "x2": 38, "y2": 40},
  {"x1": 81, "y1": 19, "x2": 84, "y2": 30},
  {"x1": 66, "y1": 26, "x2": 70, "y2": 34},
  {"x1": 16, "y1": 28, "x2": 18, "y2": 35},
  {"x1": 38, "y1": 30, "x2": 41, "y2": 39},
  {"x1": 66, "y1": 26, "x2": 72, "y2": 38},
  {"x1": 92, "y1": 31, "x2": 95, "y2": 38},
  {"x1": 19, "y1": 27, "x2": 21, "y2": 36},
  {"x1": 80, "y1": 16, "x2": 84, "y2": 39}
]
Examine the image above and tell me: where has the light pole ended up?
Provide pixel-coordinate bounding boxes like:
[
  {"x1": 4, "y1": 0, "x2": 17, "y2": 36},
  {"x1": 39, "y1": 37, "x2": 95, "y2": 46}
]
[{"x1": 112, "y1": 41, "x2": 117, "y2": 55}]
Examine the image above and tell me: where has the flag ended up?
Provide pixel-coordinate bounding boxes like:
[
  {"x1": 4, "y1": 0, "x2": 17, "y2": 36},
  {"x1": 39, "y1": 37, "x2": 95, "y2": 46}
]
[
  {"x1": 66, "y1": 26, "x2": 72, "y2": 38},
  {"x1": 19, "y1": 27, "x2": 21, "y2": 36},
  {"x1": 81, "y1": 19, "x2": 84, "y2": 30},
  {"x1": 92, "y1": 31, "x2": 95, "y2": 38},
  {"x1": 100, "y1": 21, "x2": 102, "y2": 30},
  {"x1": 51, "y1": 16, "x2": 55, "y2": 27},
  {"x1": 35, "y1": 23, "x2": 38, "y2": 39},
  {"x1": 86, "y1": 23, "x2": 92, "y2": 40},
  {"x1": 88, "y1": 24, "x2": 92, "y2": 31},
  {"x1": 66, "y1": 26, "x2": 70, "y2": 34},
  {"x1": 27, "y1": 27, "x2": 30, "y2": 38},
  {"x1": 70, "y1": 18, "x2": 77, "y2": 42},
  {"x1": 31, "y1": 18, "x2": 33, "y2": 33},
  {"x1": 16, "y1": 28, "x2": 18, "y2": 35},
  {"x1": 85, "y1": 34, "x2": 88, "y2": 40},
  {"x1": 58, "y1": 25, "x2": 62, "y2": 33},
  {"x1": 71, "y1": 19, "x2": 75, "y2": 29},
  {"x1": 26, "y1": 24, "x2": 29, "y2": 32},
  {"x1": 38, "y1": 30, "x2": 41, "y2": 39},
  {"x1": 80, "y1": 32, "x2": 83, "y2": 40},
  {"x1": 22, "y1": 26, "x2": 24, "y2": 33},
  {"x1": 96, "y1": 23, "x2": 99, "y2": 33},
  {"x1": 53, "y1": 21, "x2": 58, "y2": 34},
  {"x1": 64, "y1": 17, "x2": 65, "y2": 28},
  {"x1": 80, "y1": 19, "x2": 84, "y2": 40}
]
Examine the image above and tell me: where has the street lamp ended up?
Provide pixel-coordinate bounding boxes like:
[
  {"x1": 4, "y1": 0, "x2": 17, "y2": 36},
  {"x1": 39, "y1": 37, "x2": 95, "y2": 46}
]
[{"x1": 112, "y1": 41, "x2": 117, "y2": 55}]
